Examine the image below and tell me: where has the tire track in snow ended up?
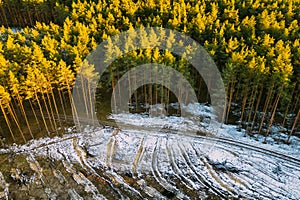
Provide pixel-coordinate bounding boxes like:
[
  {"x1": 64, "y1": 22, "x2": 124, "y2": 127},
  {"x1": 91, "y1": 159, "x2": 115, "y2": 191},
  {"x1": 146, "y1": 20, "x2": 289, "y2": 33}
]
[
  {"x1": 165, "y1": 137, "x2": 203, "y2": 191},
  {"x1": 151, "y1": 136, "x2": 189, "y2": 199}
]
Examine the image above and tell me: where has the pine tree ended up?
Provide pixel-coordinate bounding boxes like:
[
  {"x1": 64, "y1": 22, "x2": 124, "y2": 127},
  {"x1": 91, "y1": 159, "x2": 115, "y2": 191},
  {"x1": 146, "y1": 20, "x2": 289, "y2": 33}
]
[
  {"x1": 0, "y1": 85, "x2": 15, "y2": 141},
  {"x1": 8, "y1": 71, "x2": 34, "y2": 139}
]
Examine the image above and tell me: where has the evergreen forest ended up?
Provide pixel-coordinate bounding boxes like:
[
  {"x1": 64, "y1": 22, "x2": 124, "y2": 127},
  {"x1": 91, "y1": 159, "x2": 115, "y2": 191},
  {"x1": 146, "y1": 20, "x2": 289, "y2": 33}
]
[{"x1": 0, "y1": 0, "x2": 299, "y2": 144}]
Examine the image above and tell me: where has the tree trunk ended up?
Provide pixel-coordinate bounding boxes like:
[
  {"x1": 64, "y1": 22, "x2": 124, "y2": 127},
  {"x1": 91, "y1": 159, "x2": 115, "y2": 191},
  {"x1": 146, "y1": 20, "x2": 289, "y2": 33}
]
[
  {"x1": 7, "y1": 103, "x2": 26, "y2": 143},
  {"x1": 264, "y1": 91, "x2": 281, "y2": 143},
  {"x1": 127, "y1": 67, "x2": 132, "y2": 109},
  {"x1": 287, "y1": 109, "x2": 299, "y2": 143},
  {"x1": 58, "y1": 89, "x2": 67, "y2": 121},
  {"x1": 42, "y1": 94, "x2": 56, "y2": 133},
  {"x1": 51, "y1": 89, "x2": 63, "y2": 134},
  {"x1": 291, "y1": 87, "x2": 299, "y2": 114},
  {"x1": 258, "y1": 84, "x2": 274, "y2": 134},
  {"x1": 29, "y1": 100, "x2": 41, "y2": 131},
  {"x1": 80, "y1": 75, "x2": 89, "y2": 119},
  {"x1": 226, "y1": 76, "x2": 235, "y2": 123},
  {"x1": 35, "y1": 93, "x2": 50, "y2": 136},
  {"x1": 240, "y1": 76, "x2": 251, "y2": 128},
  {"x1": 247, "y1": 84, "x2": 258, "y2": 123},
  {"x1": 282, "y1": 83, "x2": 296, "y2": 127},
  {"x1": 110, "y1": 67, "x2": 117, "y2": 112},
  {"x1": 18, "y1": 95, "x2": 34, "y2": 139},
  {"x1": 0, "y1": 104, "x2": 15, "y2": 142},
  {"x1": 250, "y1": 86, "x2": 263, "y2": 134},
  {"x1": 67, "y1": 86, "x2": 80, "y2": 131},
  {"x1": 46, "y1": 91, "x2": 59, "y2": 135}
]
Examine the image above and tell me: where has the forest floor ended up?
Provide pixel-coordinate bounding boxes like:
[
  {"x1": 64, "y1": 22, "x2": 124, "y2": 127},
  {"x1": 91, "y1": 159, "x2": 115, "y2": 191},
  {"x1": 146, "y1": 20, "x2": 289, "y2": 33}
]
[{"x1": 0, "y1": 103, "x2": 299, "y2": 199}]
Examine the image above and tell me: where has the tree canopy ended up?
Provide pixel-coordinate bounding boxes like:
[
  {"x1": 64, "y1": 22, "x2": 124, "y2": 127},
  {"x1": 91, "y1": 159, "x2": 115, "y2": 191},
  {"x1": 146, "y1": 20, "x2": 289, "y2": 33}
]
[{"x1": 0, "y1": 0, "x2": 299, "y2": 143}]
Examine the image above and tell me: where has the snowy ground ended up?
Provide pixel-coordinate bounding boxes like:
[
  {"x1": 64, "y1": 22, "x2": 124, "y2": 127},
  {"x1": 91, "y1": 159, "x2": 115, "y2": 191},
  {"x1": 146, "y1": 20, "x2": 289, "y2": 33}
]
[
  {"x1": 0, "y1": 103, "x2": 299, "y2": 199},
  {"x1": 110, "y1": 103, "x2": 300, "y2": 159}
]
